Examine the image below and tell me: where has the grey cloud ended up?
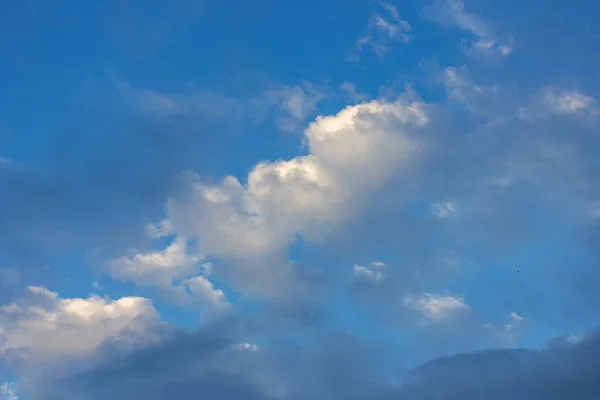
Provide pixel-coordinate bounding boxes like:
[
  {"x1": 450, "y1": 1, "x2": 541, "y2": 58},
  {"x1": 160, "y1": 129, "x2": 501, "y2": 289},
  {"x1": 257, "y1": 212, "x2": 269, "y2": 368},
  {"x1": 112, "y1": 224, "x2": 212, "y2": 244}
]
[
  {"x1": 393, "y1": 331, "x2": 600, "y2": 400},
  {"x1": 0, "y1": 114, "x2": 215, "y2": 268},
  {"x1": 28, "y1": 321, "x2": 600, "y2": 400}
]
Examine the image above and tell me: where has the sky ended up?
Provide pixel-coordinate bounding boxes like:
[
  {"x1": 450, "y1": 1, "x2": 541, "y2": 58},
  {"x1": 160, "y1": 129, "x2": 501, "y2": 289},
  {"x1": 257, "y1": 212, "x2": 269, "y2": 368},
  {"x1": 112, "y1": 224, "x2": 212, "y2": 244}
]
[{"x1": 2, "y1": 0, "x2": 600, "y2": 398}]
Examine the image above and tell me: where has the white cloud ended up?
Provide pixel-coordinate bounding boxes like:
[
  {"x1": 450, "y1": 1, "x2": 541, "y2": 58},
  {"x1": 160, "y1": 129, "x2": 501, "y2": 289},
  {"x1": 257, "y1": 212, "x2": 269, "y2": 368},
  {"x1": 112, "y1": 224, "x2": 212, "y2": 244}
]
[
  {"x1": 349, "y1": 2, "x2": 412, "y2": 60},
  {"x1": 354, "y1": 264, "x2": 384, "y2": 281},
  {"x1": 146, "y1": 218, "x2": 173, "y2": 239},
  {"x1": 1, "y1": 382, "x2": 17, "y2": 400},
  {"x1": 424, "y1": 0, "x2": 513, "y2": 58},
  {"x1": 263, "y1": 83, "x2": 326, "y2": 132},
  {"x1": 517, "y1": 88, "x2": 600, "y2": 121},
  {"x1": 509, "y1": 311, "x2": 524, "y2": 322},
  {"x1": 403, "y1": 292, "x2": 470, "y2": 321},
  {"x1": 108, "y1": 237, "x2": 227, "y2": 310},
  {"x1": 108, "y1": 237, "x2": 200, "y2": 288},
  {"x1": 0, "y1": 286, "x2": 160, "y2": 363},
  {"x1": 174, "y1": 275, "x2": 228, "y2": 312},
  {"x1": 484, "y1": 312, "x2": 525, "y2": 345},
  {"x1": 235, "y1": 342, "x2": 259, "y2": 352},
  {"x1": 166, "y1": 98, "x2": 429, "y2": 294},
  {"x1": 431, "y1": 200, "x2": 458, "y2": 219}
]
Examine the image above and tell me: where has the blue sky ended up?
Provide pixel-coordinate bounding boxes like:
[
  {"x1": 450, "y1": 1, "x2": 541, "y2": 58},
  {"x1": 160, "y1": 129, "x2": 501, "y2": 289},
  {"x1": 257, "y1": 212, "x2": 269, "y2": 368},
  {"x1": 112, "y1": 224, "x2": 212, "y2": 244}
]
[{"x1": 2, "y1": 0, "x2": 600, "y2": 399}]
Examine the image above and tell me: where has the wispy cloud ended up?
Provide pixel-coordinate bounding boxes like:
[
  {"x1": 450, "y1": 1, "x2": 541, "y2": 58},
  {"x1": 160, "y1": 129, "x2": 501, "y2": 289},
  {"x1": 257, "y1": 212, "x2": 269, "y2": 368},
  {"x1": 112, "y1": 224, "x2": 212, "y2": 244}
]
[
  {"x1": 353, "y1": 263, "x2": 385, "y2": 281},
  {"x1": 1, "y1": 382, "x2": 18, "y2": 400},
  {"x1": 517, "y1": 87, "x2": 600, "y2": 121},
  {"x1": 116, "y1": 78, "x2": 327, "y2": 133},
  {"x1": 424, "y1": 0, "x2": 513, "y2": 58},
  {"x1": 430, "y1": 200, "x2": 458, "y2": 219},
  {"x1": 348, "y1": 2, "x2": 412, "y2": 61}
]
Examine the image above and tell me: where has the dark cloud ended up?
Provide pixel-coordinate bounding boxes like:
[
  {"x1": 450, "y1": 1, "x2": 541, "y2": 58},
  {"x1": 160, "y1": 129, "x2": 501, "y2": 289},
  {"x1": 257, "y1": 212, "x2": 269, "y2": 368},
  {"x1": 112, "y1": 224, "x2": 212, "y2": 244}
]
[
  {"x1": 26, "y1": 322, "x2": 600, "y2": 400},
  {"x1": 394, "y1": 330, "x2": 600, "y2": 400},
  {"x1": 37, "y1": 329, "x2": 271, "y2": 400}
]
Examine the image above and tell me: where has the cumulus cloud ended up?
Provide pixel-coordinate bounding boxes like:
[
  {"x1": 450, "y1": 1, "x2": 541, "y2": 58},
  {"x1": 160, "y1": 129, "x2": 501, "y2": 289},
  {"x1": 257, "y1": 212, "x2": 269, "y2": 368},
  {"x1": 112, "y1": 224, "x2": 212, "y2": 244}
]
[
  {"x1": 175, "y1": 275, "x2": 228, "y2": 311},
  {"x1": 424, "y1": 0, "x2": 513, "y2": 58},
  {"x1": 166, "y1": 98, "x2": 429, "y2": 295},
  {"x1": 0, "y1": 286, "x2": 160, "y2": 364},
  {"x1": 6, "y1": 1, "x2": 600, "y2": 397},
  {"x1": 108, "y1": 237, "x2": 200, "y2": 287},
  {"x1": 107, "y1": 237, "x2": 227, "y2": 310},
  {"x1": 348, "y1": 2, "x2": 412, "y2": 60}
]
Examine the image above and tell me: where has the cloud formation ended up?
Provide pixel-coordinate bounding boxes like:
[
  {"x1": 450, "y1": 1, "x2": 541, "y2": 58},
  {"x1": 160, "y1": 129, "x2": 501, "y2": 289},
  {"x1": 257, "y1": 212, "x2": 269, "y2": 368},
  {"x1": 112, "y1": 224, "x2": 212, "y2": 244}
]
[
  {"x1": 28, "y1": 321, "x2": 600, "y2": 400},
  {"x1": 0, "y1": 286, "x2": 160, "y2": 365},
  {"x1": 3, "y1": 1, "x2": 600, "y2": 398},
  {"x1": 348, "y1": 2, "x2": 412, "y2": 60},
  {"x1": 424, "y1": 0, "x2": 513, "y2": 58},
  {"x1": 403, "y1": 292, "x2": 470, "y2": 321},
  {"x1": 107, "y1": 237, "x2": 227, "y2": 311},
  {"x1": 165, "y1": 99, "x2": 429, "y2": 296},
  {"x1": 518, "y1": 87, "x2": 600, "y2": 121}
]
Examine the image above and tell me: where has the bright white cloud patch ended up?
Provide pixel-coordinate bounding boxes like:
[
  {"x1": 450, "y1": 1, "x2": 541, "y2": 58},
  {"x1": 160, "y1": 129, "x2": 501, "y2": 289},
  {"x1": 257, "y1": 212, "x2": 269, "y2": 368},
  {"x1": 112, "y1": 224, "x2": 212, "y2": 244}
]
[
  {"x1": 403, "y1": 293, "x2": 470, "y2": 321},
  {"x1": 166, "y1": 99, "x2": 428, "y2": 294},
  {"x1": 108, "y1": 238, "x2": 227, "y2": 310},
  {"x1": 108, "y1": 237, "x2": 200, "y2": 287},
  {"x1": 0, "y1": 286, "x2": 159, "y2": 363},
  {"x1": 425, "y1": 0, "x2": 513, "y2": 58},
  {"x1": 349, "y1": 2, "x2": 412, "y2": 60}
]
